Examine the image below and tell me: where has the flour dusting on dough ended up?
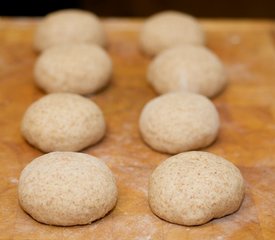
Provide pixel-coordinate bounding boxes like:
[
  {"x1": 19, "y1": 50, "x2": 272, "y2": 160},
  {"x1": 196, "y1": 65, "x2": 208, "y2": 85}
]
[{"x1": 178, "y1": 71, "x2": 189, "y2": 90}]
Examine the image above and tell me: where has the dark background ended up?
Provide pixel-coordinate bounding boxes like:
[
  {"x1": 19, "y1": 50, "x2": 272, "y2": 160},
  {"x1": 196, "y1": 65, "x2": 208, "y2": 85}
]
[{"x1": 0, "y1": 0, "x2": 274, "y2": 18}]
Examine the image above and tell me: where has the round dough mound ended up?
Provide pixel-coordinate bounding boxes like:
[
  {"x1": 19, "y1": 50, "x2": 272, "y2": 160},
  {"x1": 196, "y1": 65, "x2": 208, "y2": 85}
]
[
  {"x1": 149, "y1": 151, "x2": 245, "y2": 226},
  {"x1": 34, "y1": 44, "x2": 112, "y2": 95},
  {"x1": 140, "y1": 11, "x2": 205, "y2": 56},
  {"x1": 18, "y1": 152, "x2": 118, "y2": 226},
  {"x1": 34, "y1": 9, "x2": 106, "y2": 52},
  {"x1": 21, "y1": 93, "x2": 105, "y2": 152},
  {"x1": 139, "y1": 92, "x2": 220, "y2": 154},
  {"x1": 148, "y1": 45, "x2": 227, "y2": 98}
]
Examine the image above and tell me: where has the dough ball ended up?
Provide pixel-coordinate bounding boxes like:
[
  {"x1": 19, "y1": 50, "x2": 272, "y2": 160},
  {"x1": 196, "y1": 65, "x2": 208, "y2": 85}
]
[
  {"x1": 34, "y1": 9, "x2": 106, "y2": 52},
  {"x1": 139, "y1": 92, "x2": 220, "y2": 154},
  {"x1": 21, "y1": 93, "x2": 105, "y2": 152},
  {"x1": 149, "y1": 151, "x2": 245, "y2": 226},
  {"x1": 148, "y1": 45, "x2": 227, "y2": 98},
  {"x1": 34, "y1": 44, "x2": 112, "y2": 95},
  {"x1": 18, "y1": 152, "x2": 118, "y2": 226},
  {"x1": 139, "y1": 11, "x2": 205, "y2": 56}
]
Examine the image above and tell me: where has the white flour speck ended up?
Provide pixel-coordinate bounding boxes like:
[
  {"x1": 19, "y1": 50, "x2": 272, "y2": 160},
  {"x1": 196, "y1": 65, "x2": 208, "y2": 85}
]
[
  {"x1": 9, "y1": 177, "x2": 18, "y2": 184},
  {"x1": 228, "y1": 35, "x2": 241, "y2": 45},
  {"x1": 135, "y1": 236, "x2": 152, "y2": 240},
  {"x1": 226, "y1": 63, "x2": 255, "y2": 80}
]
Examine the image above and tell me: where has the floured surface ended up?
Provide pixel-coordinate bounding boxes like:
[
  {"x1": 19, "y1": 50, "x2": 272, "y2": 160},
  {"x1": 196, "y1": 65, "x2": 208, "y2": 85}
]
[{"x1": 0, "y1": 18, "x2": 275, "y2": 239}]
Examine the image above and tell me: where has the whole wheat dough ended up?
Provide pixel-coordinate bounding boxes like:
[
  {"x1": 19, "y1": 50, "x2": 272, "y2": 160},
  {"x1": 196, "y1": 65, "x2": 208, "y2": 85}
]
[
  {"x1": 147, "y1": 45, "x2": 227, "y2": 98},
  {"x1": 18, "y1": 152, "x2": 118, "y2": 226},
  {"x1": 34, "y1": 9, "x2": 106, "y2": 52},
  {"x1": 149, "y1": 151, "x2": 245, "y2": 226},
  {"x1": 139, "y1": 92, "x2": 220, "y2": 154},
  {"x1": 34, "y1": 44, "x2": 112, "y2": 95},
  {"x1": 139, "y1": 11, "x2": 205, "y2": 56},
  {"x1": 21, "y1": 93, "x2": 105, "y2": 152}
]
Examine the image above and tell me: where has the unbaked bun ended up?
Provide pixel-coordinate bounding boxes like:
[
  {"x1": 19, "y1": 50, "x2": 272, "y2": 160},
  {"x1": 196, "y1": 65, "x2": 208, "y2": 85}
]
[
  {"x1": 18, "y1": 152, "x2": 118, "y2": 226},
  {"x1": 34, "y1": 9, "x2": 106, "y2": 52},
  {"x1": 139, "y1": 92, "x2": 220, "y2": 154},
  {"x1": 149, "y1": 151, "x2": 245, "y2": 226},
  {"x1": 21, "y1": 93, "x2": 105, "y2": 152},
  {"x1": 140, "y1": 11, "x2": 205, "y2": 56},
  {"x1": 34, "y1": 44, "x2": 112, "y2": 95},
  {"x1": 147, "y1": 45, "x2": 227, "y2": 98}
]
